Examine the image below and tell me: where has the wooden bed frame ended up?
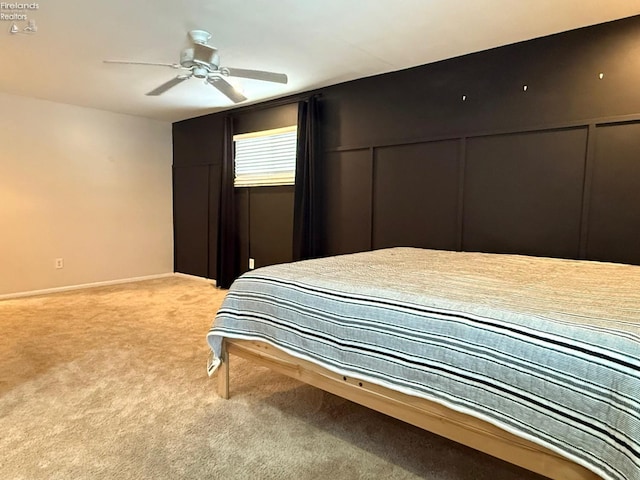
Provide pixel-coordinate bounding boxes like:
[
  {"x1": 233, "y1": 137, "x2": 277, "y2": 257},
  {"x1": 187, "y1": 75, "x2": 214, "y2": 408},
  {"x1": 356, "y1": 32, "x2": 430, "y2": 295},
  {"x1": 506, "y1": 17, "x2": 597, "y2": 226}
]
[{"x1": 216, "y1": 338, "x2": 603, "y2": 480}]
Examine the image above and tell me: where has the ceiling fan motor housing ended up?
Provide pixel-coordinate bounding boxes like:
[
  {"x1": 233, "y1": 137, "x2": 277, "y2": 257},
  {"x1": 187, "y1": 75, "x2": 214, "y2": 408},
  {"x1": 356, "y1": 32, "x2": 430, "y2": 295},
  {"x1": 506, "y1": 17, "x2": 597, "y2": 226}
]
[
  {"x1": 188, "y1": 29, "x2": 212, "y2": 45},
  {"x1": 180, "y1": 46, "x2": 219, "y2": 70}
]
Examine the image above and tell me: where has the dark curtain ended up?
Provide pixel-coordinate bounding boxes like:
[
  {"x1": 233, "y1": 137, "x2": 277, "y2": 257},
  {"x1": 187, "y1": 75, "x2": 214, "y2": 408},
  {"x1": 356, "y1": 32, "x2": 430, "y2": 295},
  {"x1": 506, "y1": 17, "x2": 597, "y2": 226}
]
[
  {"x1": 292, "y1": 96, "x2": 320, "y2": 261},
  {"x1": 216, "y1": 115, "x2": 238, "y2": 289}
]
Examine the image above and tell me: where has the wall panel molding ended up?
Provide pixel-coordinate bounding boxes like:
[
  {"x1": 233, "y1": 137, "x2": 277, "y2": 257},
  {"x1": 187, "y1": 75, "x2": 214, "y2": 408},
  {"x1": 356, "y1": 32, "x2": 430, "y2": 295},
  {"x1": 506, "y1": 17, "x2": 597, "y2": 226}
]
[
  {"x1": 326, "y1": 112, "x2": 640, "y2": 154},
  {"x1": 586, "y1": 120, "x2": 640, "y2": 265},
  {"x1": 462, "y1": 128, "x2": 587, "y2": 258},
  {"x1": 321, "y1": 149, "x2": 373, "y2": 256},
  {"x1": 372, "y1": 140, "x2": 459, "y2": 251},
  {"x1": 322, "y1": 111, "x2": 640, "y2": 264}
]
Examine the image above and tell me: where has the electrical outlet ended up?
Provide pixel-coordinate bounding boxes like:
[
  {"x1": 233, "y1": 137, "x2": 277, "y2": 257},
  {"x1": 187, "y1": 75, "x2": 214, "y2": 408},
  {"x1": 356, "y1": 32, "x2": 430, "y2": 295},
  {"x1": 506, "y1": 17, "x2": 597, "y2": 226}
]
[
  {"x1": 55, "y1": 258, "x2": 64, "y2": 269},
  {"x1": 249, "y1": 258, "x2": 255, "y2": 270}
]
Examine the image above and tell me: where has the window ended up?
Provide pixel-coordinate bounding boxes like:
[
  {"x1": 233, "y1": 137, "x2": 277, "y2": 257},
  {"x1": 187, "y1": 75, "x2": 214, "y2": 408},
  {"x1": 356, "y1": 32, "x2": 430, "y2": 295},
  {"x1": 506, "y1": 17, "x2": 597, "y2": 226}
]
[{"x1": 233, "y1": 125, "x2": 298, "y2": 187}]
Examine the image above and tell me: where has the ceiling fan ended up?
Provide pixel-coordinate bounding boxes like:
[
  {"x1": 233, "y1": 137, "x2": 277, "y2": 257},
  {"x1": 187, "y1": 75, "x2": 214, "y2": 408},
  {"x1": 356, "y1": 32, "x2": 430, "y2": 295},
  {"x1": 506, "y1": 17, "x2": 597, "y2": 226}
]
[{"x1": 104, "y1": 30, "x2": 288, "y2": 103}]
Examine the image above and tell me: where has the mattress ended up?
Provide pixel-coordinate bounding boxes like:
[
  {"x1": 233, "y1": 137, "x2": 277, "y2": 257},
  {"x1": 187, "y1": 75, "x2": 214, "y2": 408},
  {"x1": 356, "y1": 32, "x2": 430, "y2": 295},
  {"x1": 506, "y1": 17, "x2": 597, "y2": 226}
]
[{"x1": 207, "y1": 247, "x2": 640, "y2": 480}]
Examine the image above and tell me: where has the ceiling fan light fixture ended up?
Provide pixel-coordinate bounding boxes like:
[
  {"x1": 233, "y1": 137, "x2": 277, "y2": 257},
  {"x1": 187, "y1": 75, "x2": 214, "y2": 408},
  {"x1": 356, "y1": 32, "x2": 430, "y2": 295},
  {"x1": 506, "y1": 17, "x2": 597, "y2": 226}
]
[
  {"x1": 180, "y1": 48, "x2": 195, "y2": 68},
  {"x1": 192, "y1": 66, "x2": 208, "y2": 79}
]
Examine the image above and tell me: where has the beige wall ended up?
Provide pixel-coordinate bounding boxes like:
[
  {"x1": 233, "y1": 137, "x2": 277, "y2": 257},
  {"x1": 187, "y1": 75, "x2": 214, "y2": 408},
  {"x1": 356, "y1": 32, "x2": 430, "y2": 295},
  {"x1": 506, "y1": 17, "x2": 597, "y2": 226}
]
[{"x1": 0, "y1": 92, "x2": 174, "y2": 296}]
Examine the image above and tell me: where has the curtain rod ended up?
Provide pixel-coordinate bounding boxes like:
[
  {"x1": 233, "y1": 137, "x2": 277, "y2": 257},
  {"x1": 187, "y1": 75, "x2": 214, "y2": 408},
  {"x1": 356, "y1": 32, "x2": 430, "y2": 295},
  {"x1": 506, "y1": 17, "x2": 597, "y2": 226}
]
[{"x1": 224, "y1": 91, "x2": 322, "y2": 116}]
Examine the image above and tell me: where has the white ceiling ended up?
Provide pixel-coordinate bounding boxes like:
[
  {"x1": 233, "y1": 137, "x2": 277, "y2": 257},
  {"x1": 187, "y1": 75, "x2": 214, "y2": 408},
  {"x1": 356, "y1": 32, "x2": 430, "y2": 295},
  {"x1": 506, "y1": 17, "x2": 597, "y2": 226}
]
[{"x1": 1, "y1": 0, "x2": 639, "y2": 123}]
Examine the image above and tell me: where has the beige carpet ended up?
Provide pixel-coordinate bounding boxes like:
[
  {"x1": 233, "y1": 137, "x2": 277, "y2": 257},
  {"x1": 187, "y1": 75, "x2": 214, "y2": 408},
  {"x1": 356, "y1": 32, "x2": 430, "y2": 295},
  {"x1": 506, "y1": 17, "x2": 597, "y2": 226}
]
[{"x1": 0, "y1": 276, "x2": 546, "y2": 480}]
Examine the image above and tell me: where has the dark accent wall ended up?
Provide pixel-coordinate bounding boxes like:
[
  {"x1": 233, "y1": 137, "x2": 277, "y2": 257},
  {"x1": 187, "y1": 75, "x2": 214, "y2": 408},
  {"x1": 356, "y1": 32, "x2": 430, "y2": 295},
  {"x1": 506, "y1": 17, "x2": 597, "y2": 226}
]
[
  {"x1": 316, "y1": 15, "x2": 640, "y2": 264},
  {"x1": 234, "y1": 185, "x2": 295, "y2": 276},
  {"x1": 234, "y1": 105, "x2": 297, "y2": 274},
  {"x1": 173, "y1": 103, "x2": 297, "y2": 278},
  {"x1": 173, "y1": 165, "x2": 209, "y2": 276},
  {"x1": 234, "y1": 104, "x2": 298, "y2": 135},
  {"x1": 172, "y1": 114, "x2": 224, "y2": 277},
  {"x1": 320, "y1": 16, "x2": 640, "y2": 150},
  {"x1": 243, "y1": 186, "x2": 295, "y2": 272},
  {"x1": 173, "y1": 15, "x2": 640, "y2": 278}
]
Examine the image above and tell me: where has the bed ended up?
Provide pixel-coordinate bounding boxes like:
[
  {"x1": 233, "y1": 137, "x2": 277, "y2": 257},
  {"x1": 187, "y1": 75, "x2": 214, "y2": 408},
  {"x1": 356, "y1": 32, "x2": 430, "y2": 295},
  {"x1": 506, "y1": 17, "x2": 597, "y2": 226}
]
[{"x1": 206, "y1": 248, "x2": 640, "y2": 480}]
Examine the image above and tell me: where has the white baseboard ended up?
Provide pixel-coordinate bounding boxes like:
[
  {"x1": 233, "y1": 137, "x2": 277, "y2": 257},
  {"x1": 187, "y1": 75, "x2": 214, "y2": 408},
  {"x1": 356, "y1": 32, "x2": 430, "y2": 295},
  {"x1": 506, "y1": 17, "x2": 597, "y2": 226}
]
[{"x1": 0, "y1": 273, "x2": 180, "y2": 301}]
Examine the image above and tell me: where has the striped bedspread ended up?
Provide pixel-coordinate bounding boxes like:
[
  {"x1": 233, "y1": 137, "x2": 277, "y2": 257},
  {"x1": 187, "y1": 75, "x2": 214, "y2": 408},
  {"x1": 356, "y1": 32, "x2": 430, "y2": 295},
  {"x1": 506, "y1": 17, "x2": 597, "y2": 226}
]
[{"x1": 207, "y1": 248, "x2": 640, "y2": 480}]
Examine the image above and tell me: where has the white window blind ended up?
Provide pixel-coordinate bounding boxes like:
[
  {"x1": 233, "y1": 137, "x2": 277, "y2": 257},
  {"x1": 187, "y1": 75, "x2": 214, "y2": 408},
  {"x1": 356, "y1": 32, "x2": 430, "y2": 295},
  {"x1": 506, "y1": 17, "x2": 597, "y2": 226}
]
[{"x1": 233, "y1": 126, "x2": 298, "y2": 187}]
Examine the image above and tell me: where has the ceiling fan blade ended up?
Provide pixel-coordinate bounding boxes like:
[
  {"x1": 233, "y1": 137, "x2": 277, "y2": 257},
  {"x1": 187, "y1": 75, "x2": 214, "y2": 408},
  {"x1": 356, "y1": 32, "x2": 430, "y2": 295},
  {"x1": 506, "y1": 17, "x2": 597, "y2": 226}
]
[
  {"x1": 104, "y1": 60, "x2": 181, "y2": 69},
  {"x1": 146, "y1": 76, "x2": 189, "y2": 96},
  {"x1": 207, "y1": 76, "x2": 247, "y2": 103},
  {"x1": 225, "y1": 67, "x2": 288, "y2": 84},
  {"x1": 192, "y1": 43, "x2": 218, "y2": 65}
]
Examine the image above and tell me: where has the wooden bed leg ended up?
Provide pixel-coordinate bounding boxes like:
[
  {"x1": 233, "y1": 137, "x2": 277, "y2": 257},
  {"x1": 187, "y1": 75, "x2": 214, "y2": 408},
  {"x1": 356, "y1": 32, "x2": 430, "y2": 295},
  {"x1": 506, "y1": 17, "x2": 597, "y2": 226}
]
[{"x1": 217, "y1": 340, "x2": 230, "y2": 399}]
